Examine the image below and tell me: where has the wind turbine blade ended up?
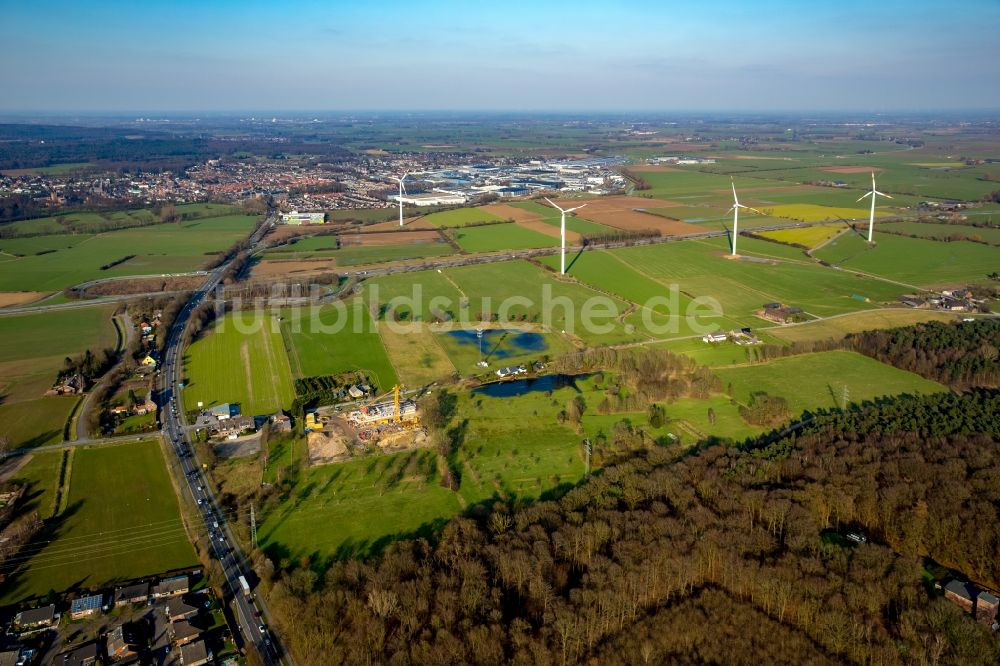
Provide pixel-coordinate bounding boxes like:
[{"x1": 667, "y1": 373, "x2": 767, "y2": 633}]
[
  {"x1": 731, "y1": 179, "x2": 739, "y2": 205},
  {"x1": 544, "y1": 197, "x2": 564, "y2": 213},
  {"x1": 874, "y1": 190, "x2": 892, "y2": 199},
  {"x1": 857, "y1": 192, "x2": 872, "y2": 202},
  {"x1": 566, "y1": 204, "x2": 587, "y2": 213},
  {"x1": 746, "y1": 207, "x2": 765, "y2": 216}
]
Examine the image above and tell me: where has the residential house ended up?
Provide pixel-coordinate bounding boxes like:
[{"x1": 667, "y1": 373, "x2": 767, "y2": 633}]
[
  {"x1": 170, "y1": 618, "x2": 201, "y2": 646},
  {"x1": 110, "y1": 405, "x2": 129, "y2": 416},
  {"x1": 140, "y1": 353, "x2": 158, "y2": 368},
  {"x1": 58, "y1": 641, "x2": 99, "y2": 666},
  {"x1": 70, "y1": 594, "x2": 103, "y2": 619},
  {"x1": 271, "y1": 413, "x2": 292, "y2": 433},
  {"x1": 113, "y1": 582, "x2": 149, "y2": 608},
  {"x1": 166, "y1": 597, "x2": 200, "y2": 623},
  {"x1": 217, "y1": 415, "x2": 256, "y2": 437},
  {"x1": 13, "y1": 604, "x2": 56, "y2": 629},
  {"x1": 179, "y1": 639, "x2": 212, "y2": 666},
  {"x1": 106, "y1": 624, "x2": 138, "y2": 660},
  {"x1": 133, "y1": 398, "x2": 157, "y2": 416},
  {"x1": 976, "y1": 590, "x2": 999, "y2": 626},
  {"x1": 152, "y1": 575, "x2": 189, "y2": 599}
]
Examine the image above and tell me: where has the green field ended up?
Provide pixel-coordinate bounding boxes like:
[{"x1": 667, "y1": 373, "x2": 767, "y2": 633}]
[
  {"x1": 815, "y1": 233, "x2": 1000, "y2": 286},
  {"x1": 0, "y1": 307, "x2": 118, "y2": 448},
  {"x1": 420, "y1": 207, "x2": 504, "y2": 227},
  {"x1": 878, "y1": 221, "x2": 1000, "y2": 245},
  {"x1": 259, "y1": 449, "x2": 464, "y2": 563},
  {"x1": 763, "y1": 204, "x2": 892, "y2": 223},
  {"x1": 448, "y1": 223, "x2": 555, "y2": 252},
  {"x1": 608, "y1": 235, "x2": 904, "y2": 323},
  {"x1": 184, "y1": 312, "x2": 295, "y2": 415},
  {"x1": 509, "y1": 201, "x2": 617, "y2": 235},
  {"x1": 0, "y1": 440, "x2": 198, "y2": 604},
  {"x1": 715, "y1": 350, "x2": 946, "y2": 416},
  {"x1": 264, "y1": 239, "x2": 453, "y2": 264},
  {"x1": 757, "y1": 224, "x2": 847, "y2": 249},
  {"x1": 0, "y1": 214, "x2": 258, "y2": 292},
  {"x1": 1, "y1": 203, "x2": 238, "y2": 237},
  {"x1": 281, "y1": 305, "x2": 399, "y2": 390}
]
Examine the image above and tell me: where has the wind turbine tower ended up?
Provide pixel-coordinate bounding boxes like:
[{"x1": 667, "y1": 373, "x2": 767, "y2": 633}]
[
  {"x1": 394, "y1": 172, "x2": 409, "y2": 227},
  {"x1": 727, "y1": 179, "x2": 763, "y2": 256},
  {"x1": 857, "y1": 171, "x2": 892, "y2": 243},
  {"x1": 544, "y1": 198, "x2": 587, "y2": 274}
]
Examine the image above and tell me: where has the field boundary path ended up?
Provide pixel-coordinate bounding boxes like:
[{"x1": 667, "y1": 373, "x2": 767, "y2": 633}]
[{"x1": 75, "y1": 311, "x2": 135, "y2": 440}]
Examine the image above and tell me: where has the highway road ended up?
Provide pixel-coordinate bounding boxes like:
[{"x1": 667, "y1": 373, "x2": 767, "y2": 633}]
[{"x1": 157, "y1": 216, "x2": 285, "y2": 665}]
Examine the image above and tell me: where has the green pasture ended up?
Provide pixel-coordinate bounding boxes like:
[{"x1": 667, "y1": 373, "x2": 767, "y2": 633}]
[
  {"x1": 259, "y1": 449, "x2": 464, "y2": 563},
  {"x1": 610, "y1": 235, "x2": 904, "y2": 322},
  {"x1": 448, "y1": 223, "x2": 555, "y2": 252},
  {"x1": 184, "y1": 311, "x2": 295, "y2": 415},
  {"x1": 0, "y1": 214, "x2": 258, "y2": 292},
  {"x1": 419, "y1": 207, "x2": 504, "y2": 227},
  {"x1": 715, "y1": 350, "x2": 946, "y2": 416},
  {"x1": 0, "y1": 440, "x2": 198, "y2": 605},
  {"x1": 878, "y1": 221, "x2": 1000, "y2": 244},
  {"x1": 280, "y1": 304, "x2": 398, "y2": 390},
  {"x1": 815, "y1": 233, "x2": 1000, "y2": 286}
]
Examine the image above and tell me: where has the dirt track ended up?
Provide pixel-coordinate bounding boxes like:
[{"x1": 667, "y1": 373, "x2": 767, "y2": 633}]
[{"x1": 340, "y1": 230, "x2": 443, "y2": 246}]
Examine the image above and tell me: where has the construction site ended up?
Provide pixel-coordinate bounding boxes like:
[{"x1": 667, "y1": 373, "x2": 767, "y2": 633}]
[{"x1": 306, "y1": 385, "x2": 426, "y2": 465}]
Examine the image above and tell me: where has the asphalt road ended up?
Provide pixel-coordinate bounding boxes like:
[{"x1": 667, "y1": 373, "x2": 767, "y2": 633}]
[{"x1": 157, "y1": 217, "x2": 285, "y2": 665}]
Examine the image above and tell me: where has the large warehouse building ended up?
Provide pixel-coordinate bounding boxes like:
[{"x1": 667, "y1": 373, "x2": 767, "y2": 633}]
[{"x1": 280, "y1": 211, "x2": 326, "y2": 224}]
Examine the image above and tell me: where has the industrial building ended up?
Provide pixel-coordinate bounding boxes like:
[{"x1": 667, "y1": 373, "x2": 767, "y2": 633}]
[
  {"x1": 389, "y1": 192, "x2": 468, "y2": 206},
  {"x1": 280, "y1": 210, "x2": 326, "y2": 224}
]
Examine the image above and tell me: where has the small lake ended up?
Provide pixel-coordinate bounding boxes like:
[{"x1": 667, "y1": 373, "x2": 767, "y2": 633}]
[
  {"x1": 472, "y1": 373, "x2": 588, "y2": 398},
  {"x1": 446, "y1": 329, "x2": 547, "y2": 360}
]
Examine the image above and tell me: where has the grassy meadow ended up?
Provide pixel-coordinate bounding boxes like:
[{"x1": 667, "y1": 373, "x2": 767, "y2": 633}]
[
  {"x1": 0, "y1": 306, "x2": 118, "y2": 448},
  {"x1": 0, "y1": 440, "x2": 198, "y2": 605},
  {"x1": 184, "y1": 311, "x2": 296, "y2": 415}
]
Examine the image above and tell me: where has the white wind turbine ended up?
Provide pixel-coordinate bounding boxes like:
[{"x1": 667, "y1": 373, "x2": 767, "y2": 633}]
[
  {"x1": 857, "y1": 171, "x2": 892, "y2": 243},
  {"x1": 544, "y1": 198, "x2": 587, "y2": 274},
  {"x1": 393, "y1": 172, "x2": 409, "y2": 226},
  {"x1": 727, "y1": 179, "x2": 763, "y2": 256}
]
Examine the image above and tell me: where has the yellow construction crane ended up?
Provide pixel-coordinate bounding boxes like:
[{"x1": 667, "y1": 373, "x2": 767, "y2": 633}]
[{"x1": 394, "y1": 384, "x2": 400, "y2": 423}]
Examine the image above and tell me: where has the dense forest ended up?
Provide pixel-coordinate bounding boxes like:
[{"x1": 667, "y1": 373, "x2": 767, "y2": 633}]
[
  {"x1": 847, "y1": 319, "x2": 1000, "y2": 389},
  {"x1": 252, "y1": 391, "x2": 1000, "y2": 665}
]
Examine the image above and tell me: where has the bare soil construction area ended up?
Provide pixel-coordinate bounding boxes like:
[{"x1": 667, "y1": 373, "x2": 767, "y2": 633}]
[
  {"x1": 340, "y1": 230, "x2": 443, "y2": 246},
  {"x1": 307, "y1": 423, "x2": 352, "y2": 464},
  {"x1": 253, "y1": 259, "x2": 335, "y2": 276},
  {"x1": 553, "y1": 195, "x2": 704, "y2": 235}
]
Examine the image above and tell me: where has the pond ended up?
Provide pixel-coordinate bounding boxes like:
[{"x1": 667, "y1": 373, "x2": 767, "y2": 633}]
[
  {"x1": 446, "y1": 328, "x2": 548, "y2": 360},
  {"x1": 471, "y1": 373, "x2": 588, "y2": 398}
]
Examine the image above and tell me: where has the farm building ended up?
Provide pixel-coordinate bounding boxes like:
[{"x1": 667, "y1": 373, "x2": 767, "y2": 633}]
[
  {"x1": 759, "y1": 303, "x2": 806, "y2": 324},
  {"x1": 70, "y1": 594, "x2": 103, "y2": 619},
  {"x1": 271, "y1": 412, "x2": 292, "y2": 432},
  {"x1": 207, "y1": 403, "x2": 240, "y2": 420},
  {"x1": 152, "y1": 574, "x2": 190, "y2": 598},
  {"x1": 280, "y1": 211, "x2": 326, "y2": 225},
  {"x1": 113, "y1": 582, "x2": 150, "y2": 607},
  {"x1": 702, "y1": 332, "x2": 727, "y2": 343},
  {"x1": 14, "y1": 604, "x2": 56, "y2": 629}
]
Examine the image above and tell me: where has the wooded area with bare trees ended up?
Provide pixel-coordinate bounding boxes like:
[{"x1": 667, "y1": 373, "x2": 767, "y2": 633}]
[{"x1": 252, "y1": 390, "x2": 1000, "y2": 665}]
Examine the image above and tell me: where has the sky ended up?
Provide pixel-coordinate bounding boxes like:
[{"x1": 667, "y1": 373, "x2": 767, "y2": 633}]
[{"x1": 2, "y1": 0, "x2": 999, "y2": 113}]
